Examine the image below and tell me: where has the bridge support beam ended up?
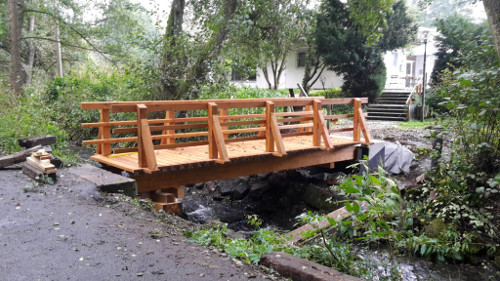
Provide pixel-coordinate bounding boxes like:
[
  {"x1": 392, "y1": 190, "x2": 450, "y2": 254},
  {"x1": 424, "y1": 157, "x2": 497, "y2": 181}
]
[{"x1": 132, "y1": 146, "x2": 361, "y2": 193}]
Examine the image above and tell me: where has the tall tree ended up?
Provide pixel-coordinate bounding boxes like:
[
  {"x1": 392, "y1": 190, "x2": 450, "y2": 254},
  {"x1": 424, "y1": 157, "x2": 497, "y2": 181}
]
[
  {"x1": 430, "y1": 14, "x2": 491, "y2": 84},
  {"x1": 483, "y1": 0, "x2": 500, "y2": 59},
  {"x1": 158, "y1": 0, "x2": 238, "y2": 100},
  {"x1": 316, "y1": 0, "x2": 417, "y2": 101},
  {"x1": 7, "y1": 0, "x2": 25, "y2": 94}
]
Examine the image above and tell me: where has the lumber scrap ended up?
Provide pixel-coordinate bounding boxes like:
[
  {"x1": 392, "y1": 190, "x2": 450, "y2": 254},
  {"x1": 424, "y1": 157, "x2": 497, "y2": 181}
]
[
  {"x1": 22, "y1": 163, "x2": 57, "y2": 181},
  {"x1": 18, "y1": 135, "x2": 56, "y2": 148},
  {"x1": 0, "y1": 145, "x2": 42, "y2": 168},
  {"x1": 26, "y1": 156, "x2": 57, "y2": 174},
  {"x1": 260, "y1": 252, "x2": 361, "y2": 281}
]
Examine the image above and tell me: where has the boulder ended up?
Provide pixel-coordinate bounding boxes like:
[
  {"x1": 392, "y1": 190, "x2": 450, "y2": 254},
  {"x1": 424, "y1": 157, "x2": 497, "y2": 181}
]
[
  {"x1": 423, "y1": 218, "x2": 448, "y2": 238},
  {"x1": 218, "y1": 178, "x2": 240, "y2": 196},
  {"x1": 326, "y1": 172, "x2": 347, "y2": 186},
  {"x1": 231, "y1": 181, "x2": 250, "y2": 200},
  {"x1": 302, "y1": 184, "x2": 338, "y2": 211},
  {"x1": 248, "y1": 182, "x2": 270, "y2": 200}
]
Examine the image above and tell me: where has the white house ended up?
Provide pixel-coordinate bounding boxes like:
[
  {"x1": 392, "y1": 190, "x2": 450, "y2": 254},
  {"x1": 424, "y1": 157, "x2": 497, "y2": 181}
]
[
  {"x1": 384, "y1": 27, "x2": 437, "y2": 90},
  {"x1": 231, "y1": 28, "x2": 437, "y2": 93}
]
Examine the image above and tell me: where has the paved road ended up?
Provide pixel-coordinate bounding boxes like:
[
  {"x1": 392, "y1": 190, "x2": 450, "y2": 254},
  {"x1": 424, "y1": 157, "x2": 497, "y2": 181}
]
[{"x1": 0, "y1": 168, "x2": 271, "y2": 281}]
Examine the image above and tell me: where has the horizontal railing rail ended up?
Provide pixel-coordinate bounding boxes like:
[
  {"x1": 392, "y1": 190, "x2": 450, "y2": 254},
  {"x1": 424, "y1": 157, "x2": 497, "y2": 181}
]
[{"x1": 81, "y1": 97, "x2": 370, "y2": 173}]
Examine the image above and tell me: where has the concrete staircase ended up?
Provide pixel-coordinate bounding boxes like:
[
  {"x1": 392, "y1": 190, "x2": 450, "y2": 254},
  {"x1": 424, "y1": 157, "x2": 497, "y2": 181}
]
[{"x1": 367, "y1": 90, "x2": 411, "y2": 121}]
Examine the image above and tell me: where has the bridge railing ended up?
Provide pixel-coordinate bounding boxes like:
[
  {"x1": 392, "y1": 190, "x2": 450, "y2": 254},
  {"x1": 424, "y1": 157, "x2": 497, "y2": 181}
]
[{"x1": 81, "y1": 97, "x2": 370, "y2": 172}]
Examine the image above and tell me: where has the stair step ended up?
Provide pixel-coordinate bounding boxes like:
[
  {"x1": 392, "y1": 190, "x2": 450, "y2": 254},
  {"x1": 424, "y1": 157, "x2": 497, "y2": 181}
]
[
  {"x1": 366, "y1": 116, "x2": 407, "y2": 121},
  {"x1": 367, "y1": 108, "x2": 407, "y2": 113},
  {"x1": 368, "y1": 104, "x2": 407, "y2": 108},
  {"x1": 368, "y1": 111, "x2": 407, "y2": 117}
]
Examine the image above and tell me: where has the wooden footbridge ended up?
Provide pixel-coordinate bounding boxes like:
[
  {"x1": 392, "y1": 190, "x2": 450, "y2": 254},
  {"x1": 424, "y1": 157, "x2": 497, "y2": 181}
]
[{"x1": 81, "y1": 97, "x2": 371, "y2": 211}]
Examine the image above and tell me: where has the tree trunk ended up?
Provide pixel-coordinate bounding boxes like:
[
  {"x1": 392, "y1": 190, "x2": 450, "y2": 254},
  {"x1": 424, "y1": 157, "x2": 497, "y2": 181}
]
[
  {"x1": 160, "y1": 0, "x2": 185, "y2": 100},
  {"x1": 483, "y1": 0, "x2": 500, "y2": 59},
  {"x1": 26, "y1": 15, "x2": 35, "y2": 85},
  {"x1": 54, "y1": 0, "x2": 63, "y2": 78},
  {"x1": 8, "y1": 0, "x2": 25, "y2": 94},
  {"x1": 176, "y1": 0, "x2": 237, "y2": 99}
]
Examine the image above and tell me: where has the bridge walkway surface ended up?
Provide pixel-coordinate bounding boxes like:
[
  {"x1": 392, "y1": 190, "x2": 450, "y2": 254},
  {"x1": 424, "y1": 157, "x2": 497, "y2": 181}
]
[{"x1": 81, "y1": 97, "x2": 372, "y2": 209}]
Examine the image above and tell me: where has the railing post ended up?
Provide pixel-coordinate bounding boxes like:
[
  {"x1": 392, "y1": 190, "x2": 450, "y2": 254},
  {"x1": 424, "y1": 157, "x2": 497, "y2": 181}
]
[
  {"x1": 99, "y1": 109, "x2": 111, "y2": 156},
  {"x1": 161, "y1": 110, "x2": 175, "y2": 145},
  {"x1": 353, "y1": 98, "x2": 361, "y2": 142},
  {"x1": 137, "y1": 104, "x2": 158, "y2": 171},
  {"x1": 208, "y1": 102, "x2": 219, "y2": 159},
  {"x1": 265, "y1": 101, "x2": 275, "y2": 152},
  {"x1": 312, "y1": 99, "x2": 321, "y2": 146},
  {"x1": 220, "y1": 108, "x2": 229, "y2": 139}
]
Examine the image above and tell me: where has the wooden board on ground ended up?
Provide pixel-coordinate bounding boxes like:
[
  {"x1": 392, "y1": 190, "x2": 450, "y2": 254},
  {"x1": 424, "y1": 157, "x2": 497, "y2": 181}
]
[
  {"x1": 18, "y1": 135, "x2": 57, "y2": 148},
  {"x1": 26, "y1": 156, "x2": 57, "y2": 174},
  {"x1": 22, "y1": 163, "x2": 57, "y2": 181},
  {"x1": 260, "y1": 252, "x2": 361, "y2": 281},
  {"x1": 0, "y1": 145, "x2": 42, "y2": 169}
]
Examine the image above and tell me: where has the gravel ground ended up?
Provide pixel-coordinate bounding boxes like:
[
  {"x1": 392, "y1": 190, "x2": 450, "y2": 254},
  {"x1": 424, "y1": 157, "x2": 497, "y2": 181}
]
[{"x1": 0, "y1": 168, "x2": 283, "y2": 281}]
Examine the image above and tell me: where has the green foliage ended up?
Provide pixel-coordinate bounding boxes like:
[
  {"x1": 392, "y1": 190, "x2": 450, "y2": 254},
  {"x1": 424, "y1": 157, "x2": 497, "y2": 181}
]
[
  {"x1": 186, "y1": 217, "x2": 293, "y2": 264},
  {"x1": 431, "y1": 14, "x2": 494, "y2": 84},
  {"x1": 309, "y1": 88, "x2": 342, "y2": 98},
  {"x1": 316, "y1": 0, "x2": 417, "y2": 102}
]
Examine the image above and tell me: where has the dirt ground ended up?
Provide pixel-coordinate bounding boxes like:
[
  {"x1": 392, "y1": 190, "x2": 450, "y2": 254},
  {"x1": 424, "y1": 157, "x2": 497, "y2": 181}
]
[{"x1": 0, "y1": 168, "x2": 283, "y2": 281}]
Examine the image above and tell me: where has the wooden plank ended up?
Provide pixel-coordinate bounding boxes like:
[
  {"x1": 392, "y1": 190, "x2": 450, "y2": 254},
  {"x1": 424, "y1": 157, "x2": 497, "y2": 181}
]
[
  {"x1": 276, "y1": 116, "x2": 313, "y2": 123},
  {"x1": 353, "y1": 99, "x2": 362, "y2": 142},
  {"x1": 325, "y1": 114, "x2": 354, "y2": 119},
  {"x1": 218, "y1": 113, "x2": 264, "y2": 120},
  {"x1": 82, "y1": 117, "x2": 208, "y2": 128},
  {"x1": 329, "y1": 128, "x2": 354, "y2": 133},
  {"x1": 265, "y1": 101, "x2": 275, "y2": 153},
  {"x1": 18, "y1": 135, "x2": 56, "y2": 148},
  {"x1": 137, "y1": 104, "x2": 158, "y2": 171},
  {"x1": 208, "y1": 102, "x2": 218, "y2": 159},
  {"x1": 220, "y1": 108, "x2": 229, "y2": 139},
  {"x1": 112, "y1": 123, "x2": 208, "y2": 134},
  {"x1": 0, "y1": 145, "x2": 42, "y2": 168},
  {"x1": 270, "y1": 112, "x2": 286, "y2": 156},
  {"x1": 277, "y1": 123, "x2": 313, "y2": 130},
  {"x1": 318, "y1": 111, "x2": 333, "y2": 150},
  {"x1": 358, "y1": 108, "x2": 372, "y2": 144},
  {"x1": 321, "y1": 97, "x2": 368, "y2": 105},
  {"x1": 219, "y1": 119, "x2": 265, "y2": 127},
  {"x1": 161, "y1": 110, "x2": 176, "y2": 145},
  {"x1": 100, "y1": 109, "x2": 111, "y2": 156},
  {"x1": 274, "y1": 111, "x2": 313, "y2": 117},
  {"x1": 132, "y1": 146, "x2": 358, "y2": 192},
  {"x1": 26, "y1": 156, "x2": 56, "y2": 173},
  {"x1": 222, "y1": 127, "x2": 265, "y2": 135},
  {"x1": 212, "y1": 115, "x2": 229, "y2": 163},
  {"x1": 312, "y1": 100, "x2": 321, "y2": 147}
]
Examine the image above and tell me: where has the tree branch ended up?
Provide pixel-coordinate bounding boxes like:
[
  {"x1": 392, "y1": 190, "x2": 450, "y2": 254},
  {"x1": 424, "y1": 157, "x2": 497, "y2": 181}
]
[
  {"x1": 24, "y1": 8, "x2": 112, "y2": 63},
  {"x1": 21, "y1": 36, "x2": 110, "y2": 53}
]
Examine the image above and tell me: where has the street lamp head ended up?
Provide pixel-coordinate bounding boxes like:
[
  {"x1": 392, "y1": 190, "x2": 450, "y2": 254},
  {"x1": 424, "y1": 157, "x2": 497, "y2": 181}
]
[{"x1": 422, "y1": 30, "x2": 429, "y2": 43}]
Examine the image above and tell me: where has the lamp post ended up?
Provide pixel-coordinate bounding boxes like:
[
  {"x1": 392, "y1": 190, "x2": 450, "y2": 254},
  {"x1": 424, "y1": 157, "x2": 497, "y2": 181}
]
[{"x1": 421, "y1": 31, "x2": 428, "y2": 122}]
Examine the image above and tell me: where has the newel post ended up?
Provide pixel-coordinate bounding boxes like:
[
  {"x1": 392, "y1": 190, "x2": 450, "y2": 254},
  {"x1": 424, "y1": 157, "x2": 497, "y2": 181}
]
[
  {"x1": 99, "y1": 109, "x2": 111, "y2": 156},
  {"x1": 137, "y1": 104, "x2": 158, "y2": 171},
  {"x1": 353, "y1": 99, "x2": 362, "y2": 142}
]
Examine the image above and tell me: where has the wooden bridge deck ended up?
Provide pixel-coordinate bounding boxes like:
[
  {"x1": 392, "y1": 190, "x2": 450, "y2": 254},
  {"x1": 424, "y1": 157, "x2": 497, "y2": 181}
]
[
  {"x1": 81, "y1": 97, "x2": 372, "y2": 195},
  {"x1": 91, "y1": 135, "x2": 360, "y2": 174}
]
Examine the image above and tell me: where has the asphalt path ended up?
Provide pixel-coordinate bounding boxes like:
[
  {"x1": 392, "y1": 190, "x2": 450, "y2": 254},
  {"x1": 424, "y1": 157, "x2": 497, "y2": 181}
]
[{"x1": 0, "y1": 168, "x2": 272, "y2": 281}]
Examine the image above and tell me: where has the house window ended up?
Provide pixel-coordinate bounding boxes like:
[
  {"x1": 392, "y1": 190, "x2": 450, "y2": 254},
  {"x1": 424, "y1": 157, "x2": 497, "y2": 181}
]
[
  {"x1": 231, "y1": 65, "x2": 256, "y2": 81},
  {"x1": 297, "y1": 52, "x2": 306, "y2": 67}
]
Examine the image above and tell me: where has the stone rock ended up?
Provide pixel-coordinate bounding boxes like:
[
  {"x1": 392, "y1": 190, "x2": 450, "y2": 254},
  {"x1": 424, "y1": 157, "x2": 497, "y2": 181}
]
[
  {"x1": 218, "y1": 178, "x2": 240, "y2": 196},
  {"x1": 423, "y1": 219, "x2": 448, "y2": 238},
  {"x1": 494, "y1": 255, "x2": 500, "y2": 270},
  {"x1": 193, "y1": 182, "x2": 204, "y2": 190},
  {"x1": 302, "y1": 184, "x2": 338, "y2": 211},
  {"x1": 231, "y1": 181, "x2": 250, "y2": 200},
  {"x1": 326, "y1": 172, "x2": 347, "y2": 186},
  {"x1": 204, "y1": 181, "x2": 217, "y2": 192},
  {"x1": 248, "y1": 182, "x2": 270, "y2": 200},
  {"x1": 185, "y1": 205, "x2": 214, "y2": 224}
]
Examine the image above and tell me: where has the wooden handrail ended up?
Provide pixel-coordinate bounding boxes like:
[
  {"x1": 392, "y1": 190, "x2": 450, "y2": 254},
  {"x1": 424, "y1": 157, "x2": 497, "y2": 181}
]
[{"x1": 81, "y1": 97, "x2": 371, "y2": 170}]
